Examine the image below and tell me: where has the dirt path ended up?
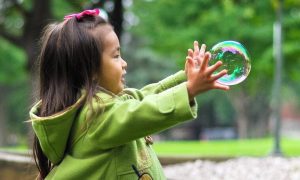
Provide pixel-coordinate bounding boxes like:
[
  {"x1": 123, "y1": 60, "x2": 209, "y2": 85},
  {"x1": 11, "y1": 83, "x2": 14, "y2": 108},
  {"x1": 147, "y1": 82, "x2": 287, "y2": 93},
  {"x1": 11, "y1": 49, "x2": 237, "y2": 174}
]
[{"x1": 0, "y1": 151, "x2": 36, "y2": 180}]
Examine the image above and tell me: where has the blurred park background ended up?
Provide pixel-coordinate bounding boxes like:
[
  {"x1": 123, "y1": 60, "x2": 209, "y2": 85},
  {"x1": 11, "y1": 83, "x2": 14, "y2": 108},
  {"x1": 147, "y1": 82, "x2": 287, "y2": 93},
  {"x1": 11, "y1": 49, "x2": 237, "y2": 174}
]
[{"x1": 0, "y1": 0, "x2": 300, "y2": 178}]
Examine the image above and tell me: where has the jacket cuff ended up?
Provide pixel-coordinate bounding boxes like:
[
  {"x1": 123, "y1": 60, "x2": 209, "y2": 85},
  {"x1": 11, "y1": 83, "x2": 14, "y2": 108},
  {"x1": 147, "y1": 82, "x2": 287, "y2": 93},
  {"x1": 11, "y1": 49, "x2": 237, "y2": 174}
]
[
  {"x1": 158, "y1": 82, "x2": 197, "y2": 120},
  {"x1": 174, "y1": 82, "x2": 198, "y2": 119}
]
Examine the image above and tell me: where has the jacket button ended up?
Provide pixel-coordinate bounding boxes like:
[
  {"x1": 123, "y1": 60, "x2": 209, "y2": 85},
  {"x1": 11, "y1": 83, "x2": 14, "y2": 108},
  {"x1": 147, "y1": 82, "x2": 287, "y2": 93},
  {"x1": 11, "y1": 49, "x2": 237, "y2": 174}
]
[{"x1": 145, "y1": 136, "x2": 153, "y2": 145}]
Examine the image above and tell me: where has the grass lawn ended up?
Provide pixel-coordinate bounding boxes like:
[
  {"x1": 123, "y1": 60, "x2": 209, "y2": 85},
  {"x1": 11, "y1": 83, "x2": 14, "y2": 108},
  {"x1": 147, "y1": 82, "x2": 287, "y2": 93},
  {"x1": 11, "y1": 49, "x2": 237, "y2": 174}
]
[
  {"x1": 1, "y1": 137, "x2": 300, "y2": 158},
  {"x1": 153, "y1": 137, "x2": 300, "y2": 158},
  {"x1": 0, "y1": 144, "x2": 29, "y2": 153}
]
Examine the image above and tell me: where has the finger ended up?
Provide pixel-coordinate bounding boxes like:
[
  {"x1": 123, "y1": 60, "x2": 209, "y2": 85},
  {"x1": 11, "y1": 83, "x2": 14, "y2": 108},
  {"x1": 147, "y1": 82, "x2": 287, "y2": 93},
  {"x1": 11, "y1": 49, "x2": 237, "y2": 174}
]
[
  {"x1": 210, "y1": 69, "x2": 228, "y2": 82},
  {"x1": 186, "y1": 56, "x2": 195, "y2": 69},
  {"x1": 188, "y1": 49, "x2": 193, "y2": 58},
  {"x1": 199, "y1": 44, "x2": 206, "y2": 58},
  {"x1": 200, "y1": 52, "x2": 211, "y2": 72},
  {"x1": 192, "y1": 56, "x2": 200, "y2": 69},
  {"x1": 193, "y1": 41, "x2": 199, "y2": 57},
  {"x1": 206, "y1": 61, "x2": 223, "y2": 75},
  {"x1": 185, "y1": 59, "x2": 188, "y2": 73},
  {"x1": 214, "y1": 83, "x2": 230, "y2": 91}
]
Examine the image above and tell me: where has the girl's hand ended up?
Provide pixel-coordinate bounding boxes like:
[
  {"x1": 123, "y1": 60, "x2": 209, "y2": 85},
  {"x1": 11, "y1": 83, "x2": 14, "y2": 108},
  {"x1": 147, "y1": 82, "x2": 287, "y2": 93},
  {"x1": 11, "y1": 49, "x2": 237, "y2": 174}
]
[
  {"x1": 185, "y1": 41, "x2": 230, "y2": 101},
  {"x1": 185, "y1": 41, "x2": 203, "y2": 73}
]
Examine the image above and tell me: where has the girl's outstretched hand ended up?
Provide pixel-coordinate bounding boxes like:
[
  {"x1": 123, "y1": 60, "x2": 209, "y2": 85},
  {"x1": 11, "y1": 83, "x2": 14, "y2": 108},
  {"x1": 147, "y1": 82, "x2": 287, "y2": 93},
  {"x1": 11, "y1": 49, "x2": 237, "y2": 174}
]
[{"x1": 185, "y1": 41, "x2": 230, "y2": 101}]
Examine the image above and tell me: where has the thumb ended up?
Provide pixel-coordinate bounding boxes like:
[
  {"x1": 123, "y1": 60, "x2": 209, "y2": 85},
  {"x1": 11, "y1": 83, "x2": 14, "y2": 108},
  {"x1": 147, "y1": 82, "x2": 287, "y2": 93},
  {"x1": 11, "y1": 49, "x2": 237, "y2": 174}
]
[
  {"x1": 185, "y1": 57, "x2": 188, "y2": 74},
  {"x1": 186, "y1": 56, "x2": 194, "y2": 69}
]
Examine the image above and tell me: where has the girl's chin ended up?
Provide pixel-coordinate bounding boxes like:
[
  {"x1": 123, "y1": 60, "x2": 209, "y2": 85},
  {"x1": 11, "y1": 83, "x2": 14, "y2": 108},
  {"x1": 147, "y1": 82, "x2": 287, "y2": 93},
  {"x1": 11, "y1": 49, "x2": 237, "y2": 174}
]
[
  {"x1": 116, "y1": 84, "x2": 125, "y2": 93},
  {"x1": 120, "y1": 85, "x2": 125, "y2": 91},
  {"x1": 121, "y1": 80, "x2": 126, "y2": 87}
]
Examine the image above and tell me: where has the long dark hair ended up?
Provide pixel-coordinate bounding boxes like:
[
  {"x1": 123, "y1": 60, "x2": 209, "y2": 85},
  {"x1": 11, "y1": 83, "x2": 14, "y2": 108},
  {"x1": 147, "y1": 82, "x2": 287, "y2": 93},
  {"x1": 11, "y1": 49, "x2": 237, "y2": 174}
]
[{"x1": 33, "y1": 15, "x2": 112, "y2": 179}]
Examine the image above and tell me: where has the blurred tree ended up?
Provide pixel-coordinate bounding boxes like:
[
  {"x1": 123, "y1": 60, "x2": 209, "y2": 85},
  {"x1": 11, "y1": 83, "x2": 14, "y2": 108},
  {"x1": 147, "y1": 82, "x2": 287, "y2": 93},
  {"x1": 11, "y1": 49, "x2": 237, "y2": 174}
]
[{"x1": 130, "y1": 0, "x2": 300, "y2": 138}]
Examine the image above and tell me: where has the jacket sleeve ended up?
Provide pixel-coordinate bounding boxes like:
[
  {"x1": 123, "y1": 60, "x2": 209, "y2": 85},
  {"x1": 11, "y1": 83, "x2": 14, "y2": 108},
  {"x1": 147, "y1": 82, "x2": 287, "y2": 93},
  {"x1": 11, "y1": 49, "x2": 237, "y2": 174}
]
[
  {"x1": 123, "y1": 70, "x2": 187, "y2": 100},
  {"x1": 87, "y1": 82, "x2": 197, "y2": 150}
]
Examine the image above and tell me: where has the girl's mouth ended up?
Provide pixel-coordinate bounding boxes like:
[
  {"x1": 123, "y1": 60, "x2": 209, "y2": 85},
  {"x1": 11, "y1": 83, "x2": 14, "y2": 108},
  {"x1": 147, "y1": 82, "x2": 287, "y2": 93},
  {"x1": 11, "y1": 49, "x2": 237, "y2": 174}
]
[{"x1": 121, "y1": 74, "x2": 126, "y2": 83}]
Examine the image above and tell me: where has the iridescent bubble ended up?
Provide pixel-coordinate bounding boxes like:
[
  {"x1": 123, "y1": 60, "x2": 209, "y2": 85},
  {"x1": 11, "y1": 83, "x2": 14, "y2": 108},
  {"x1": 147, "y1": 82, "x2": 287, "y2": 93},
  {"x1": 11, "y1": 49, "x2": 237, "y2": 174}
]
[{"x1": 209, "y1": 40, "x2": 251, "y2": 86}]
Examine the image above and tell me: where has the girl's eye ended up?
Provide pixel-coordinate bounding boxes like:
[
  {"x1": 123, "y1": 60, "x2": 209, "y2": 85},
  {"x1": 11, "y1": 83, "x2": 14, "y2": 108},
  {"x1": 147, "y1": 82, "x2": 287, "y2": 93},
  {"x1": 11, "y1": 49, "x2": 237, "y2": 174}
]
[{"x1": 114, "y1": 55, "x2": 120, "y2": 59}]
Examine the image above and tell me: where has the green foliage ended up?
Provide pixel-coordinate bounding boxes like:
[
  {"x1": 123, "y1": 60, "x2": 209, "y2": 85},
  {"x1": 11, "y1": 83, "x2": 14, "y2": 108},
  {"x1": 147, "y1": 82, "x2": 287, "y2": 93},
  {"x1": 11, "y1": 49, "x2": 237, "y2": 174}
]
[
  {"x1": 131, "y1": 0, "x2": 275, "y2": 88},
  {"x1": 133, "y1": 1, "x2": 272, "y2": 53},
  {"x1": 6, "y1": 82, "x2": 29, "y2": 135},
  {"x1": 282, "y1": 2, "x2": 300, "y2": 92},
  {"x1": 0, "y1": 37, "x2": 28, "y2": 137},
  {"x1": 2, "y1": 10, "x2": 24, "y2": 36},
  {"x1": 52, "y1": 0, "x2": 84, "y2": 19},
  {"x1": 0, "y1": 38, "x2": 27, "y2": 85},
  {"x1": 130, "y1": 0, "x2": 300, "y2": 137}
]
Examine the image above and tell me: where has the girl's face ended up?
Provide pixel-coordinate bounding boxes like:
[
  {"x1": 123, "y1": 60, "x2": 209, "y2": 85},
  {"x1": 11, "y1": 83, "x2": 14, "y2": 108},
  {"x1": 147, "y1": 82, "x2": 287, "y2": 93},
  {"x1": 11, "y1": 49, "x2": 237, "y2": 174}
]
[{"x1": 98, "y1": 30, "x2": 127, "y2": 94}]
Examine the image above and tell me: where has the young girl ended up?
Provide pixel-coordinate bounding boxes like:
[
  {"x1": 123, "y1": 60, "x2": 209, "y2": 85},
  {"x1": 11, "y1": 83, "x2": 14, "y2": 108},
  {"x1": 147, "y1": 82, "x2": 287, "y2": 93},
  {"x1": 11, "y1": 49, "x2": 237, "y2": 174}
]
[{"x1": 30, "y1": 9, "x2": 229, "y2": 180}]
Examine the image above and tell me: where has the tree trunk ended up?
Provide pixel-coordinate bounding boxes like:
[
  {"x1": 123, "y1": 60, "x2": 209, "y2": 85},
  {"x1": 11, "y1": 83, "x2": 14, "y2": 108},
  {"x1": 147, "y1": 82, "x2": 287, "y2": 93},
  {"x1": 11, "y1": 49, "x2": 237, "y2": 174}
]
[
  {"x1": 0, "y1": 85, "x2": 8, "y2": 146},
  {"x1": 110, "y1": 0, "x2": 124, "y2": 38},
  {"x1": 91, "y1": 0, "x2": 124, "y2": 39},
  {"x1": 236, "y1": 109, "x2": 248, "y2": 139},
  {"x1": 247, "y1": 102, "x2": 271, "y2": 138},
  {"x1": 232, "y1": 91, "x2": 249, "y2": 139},
  {"x1": 24, "y1": 0, "x2": 52, "y2": 72}
]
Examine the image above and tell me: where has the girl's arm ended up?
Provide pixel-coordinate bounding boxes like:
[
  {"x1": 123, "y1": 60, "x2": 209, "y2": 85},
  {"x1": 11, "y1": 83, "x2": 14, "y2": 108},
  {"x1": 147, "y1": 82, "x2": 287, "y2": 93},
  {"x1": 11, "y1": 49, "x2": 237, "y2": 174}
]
[
  {"x1": 123, "y1": 70, "x2": 187, "y2": 100},
  {"x1": 86, "y1": 82, "x2": 197, "y2": 150}
]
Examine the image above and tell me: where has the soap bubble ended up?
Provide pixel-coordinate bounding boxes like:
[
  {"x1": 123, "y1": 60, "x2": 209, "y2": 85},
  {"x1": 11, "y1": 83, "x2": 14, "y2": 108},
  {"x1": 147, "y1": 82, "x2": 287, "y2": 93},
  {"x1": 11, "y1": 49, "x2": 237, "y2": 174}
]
[{"x1": 209, "y1": 40, "x2": 251, "y2": 86}]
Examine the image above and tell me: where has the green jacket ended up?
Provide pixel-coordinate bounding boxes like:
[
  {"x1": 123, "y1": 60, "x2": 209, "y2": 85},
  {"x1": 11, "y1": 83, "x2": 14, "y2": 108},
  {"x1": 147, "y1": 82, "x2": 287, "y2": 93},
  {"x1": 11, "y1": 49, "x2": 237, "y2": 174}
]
[{"x1": 30, "y1": 71, "x2": 197, "y2": 180}]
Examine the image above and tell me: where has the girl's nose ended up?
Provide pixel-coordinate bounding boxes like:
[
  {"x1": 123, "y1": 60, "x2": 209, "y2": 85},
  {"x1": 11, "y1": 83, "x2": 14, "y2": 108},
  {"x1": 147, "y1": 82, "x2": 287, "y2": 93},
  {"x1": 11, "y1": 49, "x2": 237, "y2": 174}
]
[{"x1": 122, "y1": 59, "x2": 127, "y2": 69}]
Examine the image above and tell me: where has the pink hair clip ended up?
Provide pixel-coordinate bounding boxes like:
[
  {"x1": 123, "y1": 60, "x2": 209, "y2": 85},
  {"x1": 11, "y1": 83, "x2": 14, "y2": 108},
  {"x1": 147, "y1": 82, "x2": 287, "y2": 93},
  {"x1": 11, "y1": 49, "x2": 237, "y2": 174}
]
[{"x1": 64, "y1": 9, "x2": 100, "y2": 20}]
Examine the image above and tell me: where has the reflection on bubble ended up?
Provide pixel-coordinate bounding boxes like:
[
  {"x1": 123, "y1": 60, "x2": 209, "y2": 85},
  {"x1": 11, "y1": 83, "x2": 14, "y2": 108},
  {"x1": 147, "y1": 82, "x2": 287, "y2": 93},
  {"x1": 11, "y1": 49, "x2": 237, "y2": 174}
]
[{"x1": 209, "y1": 40, "x2": 251, "y2": 86}]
